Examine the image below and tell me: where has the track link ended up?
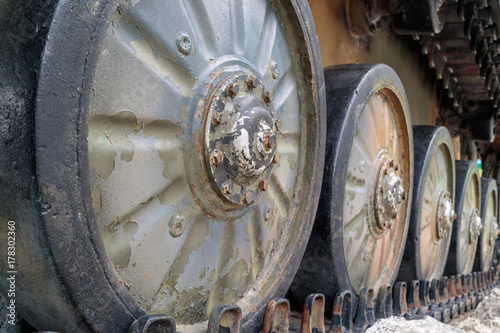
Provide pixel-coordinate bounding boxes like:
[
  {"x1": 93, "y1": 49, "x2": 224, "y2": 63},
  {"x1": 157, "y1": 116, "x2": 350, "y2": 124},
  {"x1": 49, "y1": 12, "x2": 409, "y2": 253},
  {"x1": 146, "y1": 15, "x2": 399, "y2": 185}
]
[{"x1": 125, "y1": 268, "x2": 500, "y2": 332}]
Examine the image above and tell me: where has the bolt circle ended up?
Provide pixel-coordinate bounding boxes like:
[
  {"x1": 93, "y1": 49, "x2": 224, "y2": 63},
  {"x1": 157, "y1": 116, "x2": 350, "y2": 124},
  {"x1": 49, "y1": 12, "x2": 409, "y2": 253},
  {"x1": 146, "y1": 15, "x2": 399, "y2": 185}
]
[
  {"x1": 203, "y1": 72, "x2": 279, "y2": 205},
  {"x1": 371, "y1": 154, "x2": 406, "y2": 236},
  {"x1": 436, "y1": 191, "x2": 455, "y2": 240}
]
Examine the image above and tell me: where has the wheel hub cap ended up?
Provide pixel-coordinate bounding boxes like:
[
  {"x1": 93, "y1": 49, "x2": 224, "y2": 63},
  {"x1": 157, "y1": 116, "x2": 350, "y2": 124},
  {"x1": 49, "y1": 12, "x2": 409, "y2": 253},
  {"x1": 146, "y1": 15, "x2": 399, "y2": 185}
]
[
  {"x1": 469, "y1": 209, "x2": 483, "y2": 244},
  {"x1": 374, "y1": 157, "x2": 406, "y2": 233},
  {"x1": 204, "y1": 73, "x2": 278, "y2": 205},
  {"x1": 436, "y1": 191, "x2": 456, "y2": 239}
]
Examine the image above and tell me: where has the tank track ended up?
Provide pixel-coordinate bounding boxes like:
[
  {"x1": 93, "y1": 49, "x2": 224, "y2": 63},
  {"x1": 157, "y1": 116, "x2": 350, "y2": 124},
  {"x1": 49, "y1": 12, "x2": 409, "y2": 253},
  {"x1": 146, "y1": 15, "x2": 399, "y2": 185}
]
[
  {"x1": 124, "y1": 269, "x2": 500, "y2": 332},
  {"x1": 416, "y1": 0, "x2": 500, "y2": 140}
]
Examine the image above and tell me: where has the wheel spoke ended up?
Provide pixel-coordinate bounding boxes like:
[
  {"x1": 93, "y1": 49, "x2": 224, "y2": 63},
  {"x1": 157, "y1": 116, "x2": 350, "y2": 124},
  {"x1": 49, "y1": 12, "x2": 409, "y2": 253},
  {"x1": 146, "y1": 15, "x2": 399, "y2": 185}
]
[
  {"x1": 256, "y1": 3, "x2": 278, "y2": 75},
  {"x1": 364, "y1": 98, "x2": 382, "y2": 152},
  {"x1": 89, "y1": 25, "x2": 191, "y2": 122},
  {"x1": 230, "y1": 0, "x2": 246, "y2": 55},
  {"x1": 274, "y1": 68, "x2": 299, "y2": 118}
]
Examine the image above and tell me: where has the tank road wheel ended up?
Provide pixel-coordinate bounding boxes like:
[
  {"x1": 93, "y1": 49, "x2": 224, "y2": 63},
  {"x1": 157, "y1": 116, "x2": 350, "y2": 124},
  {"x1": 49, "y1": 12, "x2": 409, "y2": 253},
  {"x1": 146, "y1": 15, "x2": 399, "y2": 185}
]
[
  {"x1": 397, "y1": 126, "x2": 456, "y2": 282},
  {"x1": 474, "y1": 178, "x2": 499, "y2": 271},
  {"x1": 0, "y1": 0, "x2": 325, "y2": 331},
  {"x1": 291, "y1": 64, "x2": 413, "y2": 306},
  {"x1": 445, "y1": 161, "x2": 482, "y2": 275}
]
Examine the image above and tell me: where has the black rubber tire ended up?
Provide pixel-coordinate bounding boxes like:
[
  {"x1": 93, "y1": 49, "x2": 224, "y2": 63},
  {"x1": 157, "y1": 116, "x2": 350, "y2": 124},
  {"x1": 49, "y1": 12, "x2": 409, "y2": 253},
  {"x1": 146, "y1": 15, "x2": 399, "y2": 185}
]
[
  {"x1": 474, "y1": 178, "x2": 498, "y2": 271},
  {"x1": 0, "y1": 0, "x2": 325, "y2": 331},
  {"x1": 444, "y1": 160, "x2": 481, "y2": 276},
  {"x1": 397, "y1": 126, "x2": 455, "y2": 283},
  {"x1": 391, "y1": 0, "x2": 447, "y2": 35},
  {"x1": 289, "y1": 63, "x2": 413, "y2": 313}
]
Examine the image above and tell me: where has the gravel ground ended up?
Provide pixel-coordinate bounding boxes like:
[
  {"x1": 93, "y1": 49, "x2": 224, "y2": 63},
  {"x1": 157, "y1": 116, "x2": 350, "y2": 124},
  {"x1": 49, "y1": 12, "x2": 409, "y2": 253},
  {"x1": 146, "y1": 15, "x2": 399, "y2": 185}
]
[{"x1": 367, "y1": 287, "x2": 500, "y2": 333}]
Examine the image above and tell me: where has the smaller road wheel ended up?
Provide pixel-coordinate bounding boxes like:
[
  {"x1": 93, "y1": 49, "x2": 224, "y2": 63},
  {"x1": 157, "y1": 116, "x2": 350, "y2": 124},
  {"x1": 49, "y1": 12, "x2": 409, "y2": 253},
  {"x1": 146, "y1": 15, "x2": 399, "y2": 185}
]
[
  {"x1": 445, "y1": 160, "x2": 481, "y2": 275},
  {"x1": 290, "y1": 64, "x2": 413, "y2": 310},
  {"x1": 397, "y1": 126, "x2": 456, "y2": 283},
  {"x1": 474, "y1": 178, "x2": 499, "y2": 271}
]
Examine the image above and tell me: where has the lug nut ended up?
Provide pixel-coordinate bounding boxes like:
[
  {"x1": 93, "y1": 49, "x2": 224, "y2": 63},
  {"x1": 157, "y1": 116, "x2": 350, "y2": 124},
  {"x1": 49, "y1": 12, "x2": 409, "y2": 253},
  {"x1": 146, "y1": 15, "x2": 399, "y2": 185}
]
[
  {"x1": 240, "y1": 191, "x2": 252, "y2": 204},
  {"x1": 221, "y1": 182, "x2": 232, "y2": 195},
  {"x1": 263, "y1": 130, "x2": 276, "y2": 151},
  {"x1": 210, "y1": 150, "x2": 224, "y2": 165},
  {"x1": 271, "y1": 153, "x2": 280, "y2": 164},
  {"x1": 247, "y1": 75, "x2": 256, "y2": 89},
  {"x1": 258, "y1": 179, "x2": 269, "y2": 192},
  {"x1": 263, "y1": 90, "x2": 274, "y2": 104},
  {"x1": 227, "y1": 83, "x2": 235, "y2": 98}
]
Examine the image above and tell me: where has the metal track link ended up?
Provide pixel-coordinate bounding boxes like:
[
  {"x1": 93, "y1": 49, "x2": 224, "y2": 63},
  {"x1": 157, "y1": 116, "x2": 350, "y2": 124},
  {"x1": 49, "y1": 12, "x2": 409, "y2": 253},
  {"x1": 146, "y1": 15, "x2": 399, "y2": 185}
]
[
  {"x1": 415, "y1": 0, "x2": 500, "y2": 130},
  {"x1": 125, "y1": 267, "x2": 500, "y2": 332}
]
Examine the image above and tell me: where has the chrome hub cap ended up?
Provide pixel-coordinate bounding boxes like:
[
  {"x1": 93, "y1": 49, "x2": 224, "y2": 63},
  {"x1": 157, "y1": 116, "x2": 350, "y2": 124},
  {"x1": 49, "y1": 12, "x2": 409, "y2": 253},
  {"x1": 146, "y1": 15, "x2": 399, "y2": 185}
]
[
  {"x1": 204, "y1": 73, "x2": 278, "y2": 205},
  {"x1": 373, "y1": 157, "x2": 406, "y2": 235},
  {"x1": 436, "y1": 191, "x2": 456, "y2": 240}
]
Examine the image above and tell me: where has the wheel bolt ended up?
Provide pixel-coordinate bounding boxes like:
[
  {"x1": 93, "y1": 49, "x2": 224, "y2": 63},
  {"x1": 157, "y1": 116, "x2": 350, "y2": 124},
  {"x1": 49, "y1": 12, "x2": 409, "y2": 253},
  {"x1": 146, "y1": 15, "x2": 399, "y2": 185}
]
[
  {"x1": 221, "y1": 182, "x2": 233, "y2": 195},
  {"x1": 264, "y1": 90, "x2": 274, "y2": 104},
  {"x1": 271, "y1": 153, "x2": 280, "y2": 164},
  {"x1": 240, "y1": 191, "x2": 252, "y2": 204},
  {"x1": 210, "y1": 150, "x2": 224, "y2": 165},
  {"x1": 247, "y1": 75, "x2": 256, "y2": 89},
  {"x1": 227, "y1": 83, "x2": 235, "y2": 97},
  {"x1": 264, "y1": 130, "x2": 276, "y2": 151},
  {"x1": 258, "y1": 179, "x2": 269, "y2": 192}
]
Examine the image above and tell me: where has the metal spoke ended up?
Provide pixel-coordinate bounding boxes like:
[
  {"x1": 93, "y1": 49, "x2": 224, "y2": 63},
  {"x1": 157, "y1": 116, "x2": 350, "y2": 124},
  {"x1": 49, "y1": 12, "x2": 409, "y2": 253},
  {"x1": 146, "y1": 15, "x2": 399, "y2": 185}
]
[{"x1": 256, "y1": 2, "x2": 278, "y2": 75}]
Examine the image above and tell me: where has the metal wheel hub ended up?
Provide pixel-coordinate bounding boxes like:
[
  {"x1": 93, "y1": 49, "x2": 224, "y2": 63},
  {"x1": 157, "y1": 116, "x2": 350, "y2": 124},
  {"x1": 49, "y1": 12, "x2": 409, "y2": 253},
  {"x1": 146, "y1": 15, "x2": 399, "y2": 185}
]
[
  {"x1": 436, "y1": 191, "x2": 456, "y2": 240},
  {"x1": 373, "y1": 156, "x2": 406, "y2": 234},
  {"x1": 204, "y1": 73, "x2": 278, "y2": 205},
  {"x1": 469, "y1": 209, "x2": 483, "y2": 244}
]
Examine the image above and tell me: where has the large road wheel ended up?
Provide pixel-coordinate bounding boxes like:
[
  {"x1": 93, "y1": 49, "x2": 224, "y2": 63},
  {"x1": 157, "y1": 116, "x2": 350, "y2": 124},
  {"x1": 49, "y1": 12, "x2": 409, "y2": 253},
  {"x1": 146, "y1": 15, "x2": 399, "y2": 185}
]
[
  {"x1": 0, "y1": 0, "x2": 325, "y2": 331},
  {"x1": 397, "y1": 126, "x2": 456, "y2": 282},
  {"x1": 445, "y1": 161, "x2": 482, "y2": 275},
  {"x1": 474, "y1": 178, "x2": 499, "y2": 271},
  {"x1": 291, "y1": 64, "x2": 413, "y2": 307}
]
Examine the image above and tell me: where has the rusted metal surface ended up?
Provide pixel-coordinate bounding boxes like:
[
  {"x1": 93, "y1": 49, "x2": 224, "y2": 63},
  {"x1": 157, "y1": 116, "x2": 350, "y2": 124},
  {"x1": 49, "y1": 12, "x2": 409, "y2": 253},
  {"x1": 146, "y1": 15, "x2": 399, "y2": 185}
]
[
  {"x1": 300, "y1": 294, "x2": 325, "y2": 333},
  {"x1": 262, "y1": 299, "x2": 290, "y2": 333},
  {"x1": 207, "y1": 305, "x2": 241, "y2": 333},
  {"x1": 330, "y1": 290, "x2": 354, "y2": 333}
]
